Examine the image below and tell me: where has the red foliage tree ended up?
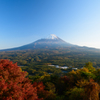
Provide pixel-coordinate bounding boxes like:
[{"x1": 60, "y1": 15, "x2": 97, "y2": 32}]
[{"x1": 0, "y1": 59, "x2": 40, "y2": 100}]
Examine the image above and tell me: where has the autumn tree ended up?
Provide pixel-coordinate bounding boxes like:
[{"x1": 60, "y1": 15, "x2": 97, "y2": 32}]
[
  {"x1": 56, "y1": 76, "x2": 70, "y2": 95},
  {"x1": 33, "y1": 82, "x2": 56, "y2": 100},
  {"x1": 84, "y1": 62, "x2": 96, "y2": 72},
  {"x1": 0, "y1": 59, "x2": 40, "y2": 100},
  {"x1": 66, "y1": 87, "x2": 86, "y2": 100},
  {"x1": 84, "y1": 79, "x2": 99, "y2": 100}
]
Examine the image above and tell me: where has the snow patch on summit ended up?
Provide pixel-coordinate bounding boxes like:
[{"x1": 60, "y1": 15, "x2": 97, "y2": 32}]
[{"x1": 48, "y1": 34, "x2": 58, "y2": 39}]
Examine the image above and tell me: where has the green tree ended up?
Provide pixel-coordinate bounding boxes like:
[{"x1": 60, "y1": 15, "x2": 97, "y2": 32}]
[{"x1": 84, "y1": 62, "x2": 96, "y2": 72}]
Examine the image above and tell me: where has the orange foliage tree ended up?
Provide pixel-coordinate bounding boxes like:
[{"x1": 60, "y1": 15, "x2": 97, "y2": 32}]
[
  {"x1": 84, "y1": 79, "x2": 99, "y2": 100},
  {"x1": 0, "y1": 59, "x2": 40, "y2": 100}
]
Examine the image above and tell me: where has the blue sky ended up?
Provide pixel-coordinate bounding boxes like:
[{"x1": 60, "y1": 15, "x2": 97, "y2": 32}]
[{"x1": 0, "y1": 0, "x2": 100, "y2": 49}]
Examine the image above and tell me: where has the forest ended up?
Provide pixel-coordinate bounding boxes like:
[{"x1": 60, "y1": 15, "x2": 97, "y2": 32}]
[
  {"x1": 1, "y1": 59, "x2": 100, "y2": 100},
  {"x1": 0, "y1": 48, "x2": 100, "y2": 69},
  {"x1": 1, "y1": 48, "x2": 100, "y2": 99}
]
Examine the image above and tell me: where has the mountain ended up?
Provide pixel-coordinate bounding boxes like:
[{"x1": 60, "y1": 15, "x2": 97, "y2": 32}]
[
  {"x1": 1, "y1": 34, "x2": 75, "y2": 51},
  {"x1": 1, "y1": 34, "x2": 100, "y2": 52}
]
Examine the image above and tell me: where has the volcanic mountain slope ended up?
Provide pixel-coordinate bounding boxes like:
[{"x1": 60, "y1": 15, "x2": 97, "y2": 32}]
[
  {"x1": 32, "y1": 34, "x2": 73, "y2": 48},
  {"x1": 1, "y1": 34, "x2": 74, "y2": 51},
  {"x1": 1, "y1": 34, "x2": 100, "y2": 52}
]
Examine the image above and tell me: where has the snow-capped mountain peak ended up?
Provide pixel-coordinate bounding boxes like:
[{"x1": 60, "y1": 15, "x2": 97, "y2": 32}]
[{"x1": 48, "y1": 34, "x2": 58, "y2": 39}]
